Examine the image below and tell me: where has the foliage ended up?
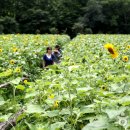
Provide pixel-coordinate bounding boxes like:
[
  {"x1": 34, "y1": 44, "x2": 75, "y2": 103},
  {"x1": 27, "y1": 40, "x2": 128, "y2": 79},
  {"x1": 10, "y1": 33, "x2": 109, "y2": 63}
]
[
  {"x1": 0, "y1": 34, "x2": 130, "y2": 130},
  {"x1": 0, "y1": 16, "x2": 19, "y2": 34}
]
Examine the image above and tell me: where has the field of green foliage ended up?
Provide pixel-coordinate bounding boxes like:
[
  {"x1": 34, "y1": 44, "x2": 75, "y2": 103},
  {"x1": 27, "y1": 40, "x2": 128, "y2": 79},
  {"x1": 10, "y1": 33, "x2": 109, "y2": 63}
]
[{"x1": 0, "y1": 34, "x2": 130, "y2": 130}]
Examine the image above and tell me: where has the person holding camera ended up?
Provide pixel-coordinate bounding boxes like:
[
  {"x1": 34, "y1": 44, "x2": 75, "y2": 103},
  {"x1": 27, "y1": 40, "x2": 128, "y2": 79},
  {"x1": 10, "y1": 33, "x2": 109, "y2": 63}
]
[{"x1": 52, "y1": 45, "x2": 62, "y2": 64}]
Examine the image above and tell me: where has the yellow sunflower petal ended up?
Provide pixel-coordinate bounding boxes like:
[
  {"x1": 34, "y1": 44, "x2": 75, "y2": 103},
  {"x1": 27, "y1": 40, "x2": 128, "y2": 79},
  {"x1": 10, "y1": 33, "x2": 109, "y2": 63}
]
[
  {"x1": 0, "y1": 48, "x2": 2, "y2": 53},
  {"x1": 49, "y1": 94, "x2": 55, "y2": 99},
  {"x1": 112, "y1": 52, "x2": 118, "y2": 59},
  {"x1": 104, "y1": 43, "x2": 114, "y2": 49}
]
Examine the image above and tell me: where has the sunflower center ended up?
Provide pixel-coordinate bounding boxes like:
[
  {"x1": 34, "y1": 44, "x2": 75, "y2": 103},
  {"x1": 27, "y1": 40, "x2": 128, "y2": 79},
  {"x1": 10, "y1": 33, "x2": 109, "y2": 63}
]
[
  {"x1": 124, "y1": 58, "x2": 127, "y2": 60},
  {"x1": 108, "y1": 48, "x2": 115, "y2": 54}
]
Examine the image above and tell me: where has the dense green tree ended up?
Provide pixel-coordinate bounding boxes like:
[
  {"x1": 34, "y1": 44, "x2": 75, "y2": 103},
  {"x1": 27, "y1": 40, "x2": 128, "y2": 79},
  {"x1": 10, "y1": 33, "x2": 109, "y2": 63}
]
[
  {"x1": 0, "y1": 0, "x2": 130, "y2": 36},
  {"x1": 18, "y1": 9, "x2": 50, "y2": 33},
  {"x1": 0, "y1": 16, "x2": 19, "y2": 33}
]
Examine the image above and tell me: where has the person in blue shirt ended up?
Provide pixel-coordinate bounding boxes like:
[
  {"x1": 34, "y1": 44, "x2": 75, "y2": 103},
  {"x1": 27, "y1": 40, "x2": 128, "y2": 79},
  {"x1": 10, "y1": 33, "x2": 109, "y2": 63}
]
[{"x1": 43, "y1": 47, "x2": 54, "y2": 68}]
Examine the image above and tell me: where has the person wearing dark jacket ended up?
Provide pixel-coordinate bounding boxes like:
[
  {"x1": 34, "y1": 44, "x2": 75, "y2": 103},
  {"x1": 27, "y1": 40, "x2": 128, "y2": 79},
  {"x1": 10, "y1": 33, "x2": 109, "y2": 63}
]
[{"x1": 52, "y1": 45, "x2": 62, "y2": 64}]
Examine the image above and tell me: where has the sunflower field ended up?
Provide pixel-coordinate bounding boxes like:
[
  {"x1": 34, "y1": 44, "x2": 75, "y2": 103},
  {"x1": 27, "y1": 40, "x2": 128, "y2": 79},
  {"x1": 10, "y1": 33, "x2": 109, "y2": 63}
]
[{"x1": 0, "y1": 34, "x2": 130, "y2": 130}]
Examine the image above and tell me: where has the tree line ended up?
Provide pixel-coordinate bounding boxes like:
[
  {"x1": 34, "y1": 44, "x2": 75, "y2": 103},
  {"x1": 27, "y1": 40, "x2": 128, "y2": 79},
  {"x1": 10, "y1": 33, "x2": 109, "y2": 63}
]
[{"x1": 0, "y1": 0, "x2": 130, "y2": 37}]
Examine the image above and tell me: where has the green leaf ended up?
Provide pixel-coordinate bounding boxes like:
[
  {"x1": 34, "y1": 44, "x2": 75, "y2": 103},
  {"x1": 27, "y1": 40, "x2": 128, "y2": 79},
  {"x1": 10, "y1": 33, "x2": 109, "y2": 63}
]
[
  {"x1": 48, "y1": 64, "x2": 58, "y2": 70},
  {"x1": 43, "y1": 110, "x2": 59, "y2": 117},
  {"x1": 25, "y1": 120, "x2": 36, "y2": 130},
  {"x1": 26, "y1": 103, "x2": 44, "y2": 113},
  {"x1": 104, "y1": 107, "x2": 126, "y2": 119},
  {"x1": 80, "y1": 104, "x2": 95, "y2": 114},
  {"x1": 0, "y1": 69, "x2": 12, "y2": 78},
  {"x1": 25, "y1": 92, "x2": 39, "y2": 99},
  {"x1": 107, "y1": 124, "x2": 124, "y2": 130},
  {"x1": 82, "y1": 116, "x2": 108, "y2": 130},
  {"x1": 44, "y1": 81, "x2": 52, "y2": 86},
  {"x1": 15, "y1": 85, "x2": 25, "y2": 90},
  {"x1": 71, "y1": 80, "x2": 78, "y2": 85},
  {"x1": 68, "y1": 65, "x2": 80, "y2": 72},
  {"x1": 119, "y1": 96, "x2": 130, "y2": 106},
  {"x1": 10, "y1": 77, "x2": 21, "y2": 85},
  {"x1": 59, "y1": 108, "x2": 70, "y2": 115},
  {"x1": 0, "y1": 96, "x2": 5, "y2": 106},
  {"x1": 50, "y1": 122, "x2": 66, "y2": 130},
  {"x1": 110, "y1": 84, "x2": 119, "y2": 91},
  {"x1": 0, "y1": 113, "x2": 12, "y2": 122},
  {"x1": 63, "y1": 94, "x2": 76, "y2": 100},
  {"x1": 16, "y1": 113, "x2": 26, "y2": 122},
  {"x1": 76, "y1": 86, "x2": 93, "y2": 93}
]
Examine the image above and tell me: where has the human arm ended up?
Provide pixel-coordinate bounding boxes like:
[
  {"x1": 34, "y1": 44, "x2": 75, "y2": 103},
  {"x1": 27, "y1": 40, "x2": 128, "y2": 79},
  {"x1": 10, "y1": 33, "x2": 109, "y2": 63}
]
[{"x1": 53, "y1": 50, "x2": 62, "y2": 58}]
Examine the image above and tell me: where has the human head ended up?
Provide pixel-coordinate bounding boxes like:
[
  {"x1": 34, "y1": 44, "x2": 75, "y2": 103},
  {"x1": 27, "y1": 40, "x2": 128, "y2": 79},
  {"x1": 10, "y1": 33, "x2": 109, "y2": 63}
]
[
  {"x1": 46, "y1": 47, "x2": 52, "y2": 54},
  {"x1": 55, "y1": 45, "x2": 60, "y2": 50}
]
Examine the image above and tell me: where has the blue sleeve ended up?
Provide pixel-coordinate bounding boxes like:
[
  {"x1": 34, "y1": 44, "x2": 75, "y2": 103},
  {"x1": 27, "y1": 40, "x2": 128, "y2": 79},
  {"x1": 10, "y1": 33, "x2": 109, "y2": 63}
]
[
  {"x1": 43, "y1": 55, "x2": 46, "y2": 60},
  {"x1": 51, "y1": 54, "x2": 54, "y2": 58}
]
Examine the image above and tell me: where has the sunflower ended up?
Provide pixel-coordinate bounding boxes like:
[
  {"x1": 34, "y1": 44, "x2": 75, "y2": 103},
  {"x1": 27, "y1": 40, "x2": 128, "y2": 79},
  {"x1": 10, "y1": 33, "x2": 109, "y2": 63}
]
[
  {"x1": 123, "y1": 56, "x2": 128, "y2": 62},
  {"x1": 10, "y1": 60, "x2": 15, "y2": 65},
  {"x1": 23, "y1": 79, "x2": 28, "y2": 84},
  {"x1": 15, "y1": 67, "x2": 21, "y2": 73},
  {"x1": 54, "y1": 100, "x2": 59, "y2": 108},
  {"x1": 118, "y1": 117, "x2": 127, "y2": 127},
  {"x1": 127, "y1": 45, "x2": 130, "y2": 49},
  {"x1": 49, "y1": 94, "x2": 55, "y2": 99},
  {"x1": 104, "y1": 43, "x2": 118, "y2": 58},
  {"x1": 12, "y1": 47, "x2": 18, "y2": 52},
  {"x1": 101, "y1": 85, "x2": 107, "y2": 91},
  {"x1": 0, "y1": 48, "x2": 2, "y2": 53}
]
